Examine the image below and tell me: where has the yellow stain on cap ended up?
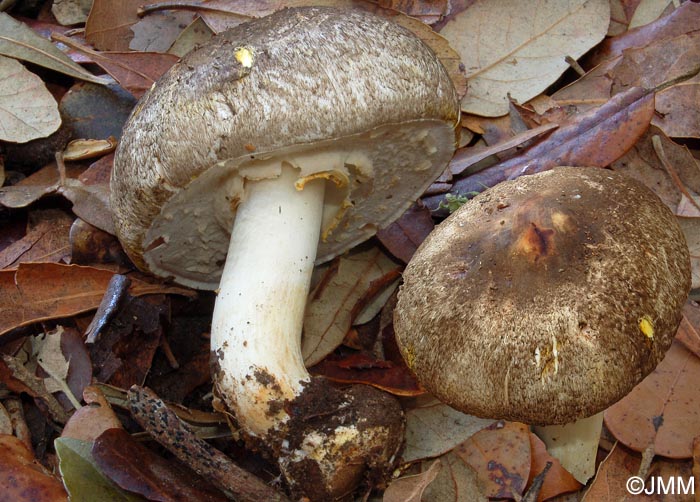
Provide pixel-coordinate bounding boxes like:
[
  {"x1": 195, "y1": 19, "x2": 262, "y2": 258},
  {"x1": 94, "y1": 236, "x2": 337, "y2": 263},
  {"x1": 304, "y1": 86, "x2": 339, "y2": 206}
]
[
  {"x1": 639, "y1": 316, "x2": 654, "y2": 339},
  {"x1": 234, "y1": 47, "x2": 254, "y2": 68}
]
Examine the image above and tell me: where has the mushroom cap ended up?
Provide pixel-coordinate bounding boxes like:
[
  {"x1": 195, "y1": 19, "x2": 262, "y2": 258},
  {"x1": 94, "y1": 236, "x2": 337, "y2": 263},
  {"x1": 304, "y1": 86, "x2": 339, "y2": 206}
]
[
  {"x1": 111, "y1": 6, "x2": 459, "y2": 289},
  {"x1": 394, "y1": 167, "x2": 691, "y2": 425}
]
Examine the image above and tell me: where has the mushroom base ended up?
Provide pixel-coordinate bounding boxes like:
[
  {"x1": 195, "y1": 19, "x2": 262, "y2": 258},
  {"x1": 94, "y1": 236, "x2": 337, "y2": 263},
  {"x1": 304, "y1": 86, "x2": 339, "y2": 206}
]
[{"x1": 275, "y1": 377, "x2": 405, "y2": 500}]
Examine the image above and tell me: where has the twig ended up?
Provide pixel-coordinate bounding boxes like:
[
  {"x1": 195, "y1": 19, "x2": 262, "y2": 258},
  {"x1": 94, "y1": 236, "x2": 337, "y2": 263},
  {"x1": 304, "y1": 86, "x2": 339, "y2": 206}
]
[
  {"x1": 127, "y1": 385, "x2": 290, "y2": 502},
  {"x1": 137, "y1": 1, "x2": 250, "y2": 17},
  {"x1": 565, "y1": 56, "x2": 585, "y2": 77},
  {"x1": 3, "y1": 397, "x2": 33, "y2": 452},
  {"x1": 159, "y1": 333, "x2": 180, "y2": 369},
  {"x1": 85, "y1": 274, "x2": 131, "y2": 344}
]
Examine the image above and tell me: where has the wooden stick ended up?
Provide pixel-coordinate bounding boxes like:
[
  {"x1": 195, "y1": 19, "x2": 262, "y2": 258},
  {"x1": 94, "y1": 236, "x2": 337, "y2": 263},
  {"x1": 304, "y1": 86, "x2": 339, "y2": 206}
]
[{"x1": 127, "y1": 385, "x2": 290, "y2": 502}]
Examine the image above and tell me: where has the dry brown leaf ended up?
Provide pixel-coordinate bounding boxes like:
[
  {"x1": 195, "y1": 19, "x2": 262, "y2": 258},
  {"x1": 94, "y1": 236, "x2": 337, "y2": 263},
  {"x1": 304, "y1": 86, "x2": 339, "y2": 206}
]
[
  {"x1": 0, "y1": 55, "x2": 61, "y2": 143},
  {"x1": 129, "y1": 10, "x2": 197, "y2": 52},
  {"x1": 678, "y1": 304, "x2": 700, "y2": 359},
  {"x1": 0, "y1": 209, "x2": 73, "y2": 269},
  {"x1": 0, "y1": 162, "x2": 81, "y2": 209},
  {"x1": 528, "y1": 433, "x2": 582, "y2": 501},
  {"x1": 302, "y1": 246, "x2": 400, "y2": 367},
  {"x1": 0, "y1": 263, "x2": 192, "y2": 339},
  {"x1": 655, "y1": 79, "x2": 700, "y2": 139},
  {"x1": 582, "y1": 442, "x2": 640, "y2": 501},
  {"x1": 456, "y1": 421, "x2": 531, "y2": 499},
  {"x1": 605, "y1": 341, "x2": 700, "y2": 459},
  {"x1": 628, "y1": 0, "x2": 673, "y2": 29},
  {"x1": 33, "y1": 328, "x2": 80, "y2": 409},
  {"x1": 424, "y1": 86, "x2": 655, "y2": 210},
  {"x1": 421, "y1": 449, "x2": 488, "y2": 502},
  {"x1": 439, "y1": 0, "x2": 610, "y2": 116},
  {"x1": 63, "y1": 137, "x2": 117, "y2": 161},
  {"x1": 583, "y1": 441, "x2": 695, "y2": 501},
  {"x1": 0, "y1": 434, "x2": 68, "y2": 501},
  {"x1": 52, "y1": 0, "x2": 93, "y2": 26},
  {"x1": 310, "y1": 351, "x2": 423, "y2": 396},
  {"x1": 376, "y1": 202, "x2": 435, "y2": 264},
  {"x1": 85, "y1": 0, "x2": 143, "y2": 50},
  {"x1": 403, "y1": 395, "x2": 494, "y2": 463},
  {"x1": 167, "y1": 17, "x2": 215, "y2": 56},
  {"x1": 693, "y1": 437, "x2": 700, "y2": 501},
  {"x1": 0, "y1": 12, "x2": 106, "y2": 85},
  {"x1": 383, "y1": 459, "x2": 441, "y2": 502},
  {"x1": 52, "y1": 33, "x2": 179, "y2": 99},
  {"x1": 590, "y1": 1, "x2": 700, "y2": 66}
]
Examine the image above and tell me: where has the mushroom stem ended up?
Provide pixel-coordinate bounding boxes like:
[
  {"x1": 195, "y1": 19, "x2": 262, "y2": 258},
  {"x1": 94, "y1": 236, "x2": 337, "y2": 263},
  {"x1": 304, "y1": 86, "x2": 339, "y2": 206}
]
[
  {"x1": 532, "y1": 411, "x2": 604, "y2": 483},
  {"x1": 211, "y1": 164, "x2": 325, "y2": 436}
]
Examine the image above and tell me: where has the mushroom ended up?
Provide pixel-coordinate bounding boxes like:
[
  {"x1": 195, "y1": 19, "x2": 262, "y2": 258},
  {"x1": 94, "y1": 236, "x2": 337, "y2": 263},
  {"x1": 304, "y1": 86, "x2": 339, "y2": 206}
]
[
  {"x1": 110, "y1": 6, "x2": 460, "y2": 499},
  {"x1": 394, "y1": 167, "x2": 690, "y2": 483}
]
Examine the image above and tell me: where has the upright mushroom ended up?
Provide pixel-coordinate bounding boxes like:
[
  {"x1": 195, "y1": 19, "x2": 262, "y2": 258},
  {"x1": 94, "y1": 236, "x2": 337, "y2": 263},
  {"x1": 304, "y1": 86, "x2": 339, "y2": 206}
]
[
  {"x1": 111, "y1": 6, "x2": 460, "y2": 499},
  {"x1": 394, "y1": 167, "x2": 690, "y2": 483}
]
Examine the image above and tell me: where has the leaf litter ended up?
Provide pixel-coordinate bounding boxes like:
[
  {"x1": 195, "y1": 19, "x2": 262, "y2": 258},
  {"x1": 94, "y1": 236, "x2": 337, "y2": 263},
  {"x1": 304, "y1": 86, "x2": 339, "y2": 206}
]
[{"x1": 0, "y1": 2, "x2": 699, "y2": 501}]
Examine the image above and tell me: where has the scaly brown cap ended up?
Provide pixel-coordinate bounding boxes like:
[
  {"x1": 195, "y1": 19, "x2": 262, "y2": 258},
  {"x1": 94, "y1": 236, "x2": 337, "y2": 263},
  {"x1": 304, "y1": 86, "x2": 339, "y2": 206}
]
[
  {"x1": 111, "y1": 6, "x2": 459, "y2": 289},
  {"x1": 394, "y1": 167, "x2": 691, "y2": 425}
]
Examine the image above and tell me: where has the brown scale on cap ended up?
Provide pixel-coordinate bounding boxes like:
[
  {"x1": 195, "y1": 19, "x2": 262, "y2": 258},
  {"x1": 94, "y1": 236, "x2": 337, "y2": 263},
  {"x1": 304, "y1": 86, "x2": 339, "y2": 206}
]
[{"x1": 395, "y1": 167, "x2": 691, "y2": 425}]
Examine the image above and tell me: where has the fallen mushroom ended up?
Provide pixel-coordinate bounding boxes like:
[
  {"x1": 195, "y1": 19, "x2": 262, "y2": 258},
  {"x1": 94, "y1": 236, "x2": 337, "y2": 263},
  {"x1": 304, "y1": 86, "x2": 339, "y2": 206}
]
[
  {"x1": 110, "y1": 6, "x2": 460, "y2": 499},
  {"x1": 394, "y1": 167, "x2": 690, "y2": 483}
]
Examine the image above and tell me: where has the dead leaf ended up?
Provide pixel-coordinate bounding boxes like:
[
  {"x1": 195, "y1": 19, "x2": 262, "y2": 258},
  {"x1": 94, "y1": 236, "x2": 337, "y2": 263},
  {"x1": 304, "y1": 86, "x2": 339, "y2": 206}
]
[
  {"x1": 0, "y1": 12, "x2": 106, "y2": 84},
  {"x1": 383, "y1": 459, "x2": 441, "y2": 502},
  {"x1": 0, "y1": 209, "x2": 73, "y2": 269},
  {"x1": 167, "y1": 16, "x2": 215, "y2": 56},
  {"x1": 92, "y1": 428, "x2": 228, "y2": 501},
  {"x1": 130, "y1": 10, "x2": 197, "y2": 52},
  {"x1": 421, "y1": 449, "x2": 488, "y2": 502},
  {"x1": 0, "y1": 354, "x2": 70, "y2": 423},
  {"x1": 62, "y1": 386, "x2": 123, "y2": 443},
  {"x1": 628, "y1": 0, "x2": 673, "y2": 29},
  {"x1": 403, "y1": 395, "x2": 495, "y2": 463},
  {"x1": 678, "y1": 304, "x2": 700, "y2": 358},
  {"x1": 0, "y1": 55, "x2": 61, "y2": 143},
  {"x1": 693, "y1": 437, "x2": 700, "y2": 500},
  {"x1": 654, "y1": 78, "x2": 700, "y2": 139},
  {"x1": 55, "y1": 437, "x2": 144, "y2": 502},
  {"x1": 439, "y1": 0, "x2": 610, "y2": 116},
  {"x1": 605, "y1": 341, "x2": 700, "y2": 459},
  {"x1": 52, "y1": 33, "x2": 179, "y2": 99},
  {"x1": 583, "y1": 441, "x2": 695, "y2": 501},
  {"x1": 127, "y1": 385, "x2": 285, "y2": 501},
  {"x1": 589, "y1": 1, "x2": 700, "y2": 65},
  {"x1": 89, "y1": 294, "x2": 167, "y2": 388},
  {"x1": 0, "y1": 162, "x2": 78, "y2": 209},
  {"x1": 528, "y1": 433, "x2": 582, "y2": 501},
  {"x1": 52, "y1": 0, "x2": 93, "y2": 26},
  {"x1": 456, "y1": 421, "x2": 531, "y2": 499},
  {"x1": 60, "y1": 80, "x2": 137, "y2": 141},
  {"x1": 582, "y1": 442, "x2": 641, "y2": 501},
  {"x1": 376, "y1": 202, "x2": 435, "y2": 264},
  {"x1": 63, "y1": 137, "x2": 117, "y2": 161},
  {"x1": 424, "y1": 86, "x2": 655, "y2": 210},
  {"x1": 302, "y1": 245, "x2": 401, "y2": 367},
  {"x1": 85, "y1": 0, "x2": 143, "y2": 50},
  {"x1": 0, "y1": 262, "x2": 192, "y2": 339},
  {"x1": 0, "y1": 434, "x2": 68, "y2": 501},
  {"x1": 58, "y1": 176, "x2": 114, "y2": 235},
  {"x1": 310, "y1": 350, "x2": 423, "y2": 396},
  {"x1": 33, "y1": 327, "x2": 82, "y2": 410}
]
